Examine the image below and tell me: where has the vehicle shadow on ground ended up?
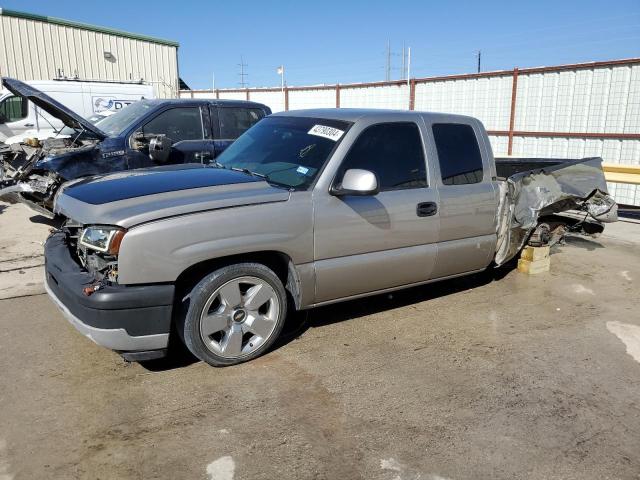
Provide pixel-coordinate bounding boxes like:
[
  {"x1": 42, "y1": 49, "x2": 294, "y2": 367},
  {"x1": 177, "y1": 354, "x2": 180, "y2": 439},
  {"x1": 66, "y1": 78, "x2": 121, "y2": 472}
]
[
  {"x1": 275, "y1": 260, "x2": 517, "y2": 347},
  {"x1": 139, "y1": 341, "x2": 200, "y2": 371},
  {"x1": 29, "y1": 215, "x2": 63, "y2": 227},
  {"x1": 141, "y1": 260, "x2": 518, "y2": 372},
  {"x1": 559, "y1": 235, "x2": 604, "y2": 251},
  {"x1": 0, "y1": 196, "x2": 18, "y2": 214}
]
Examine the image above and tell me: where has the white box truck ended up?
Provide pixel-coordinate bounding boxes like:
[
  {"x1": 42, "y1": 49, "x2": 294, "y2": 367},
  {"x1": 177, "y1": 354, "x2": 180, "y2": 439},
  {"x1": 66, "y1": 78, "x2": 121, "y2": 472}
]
[{"x1": 0, "y1": 79, "x2": 154, "y2": 143}]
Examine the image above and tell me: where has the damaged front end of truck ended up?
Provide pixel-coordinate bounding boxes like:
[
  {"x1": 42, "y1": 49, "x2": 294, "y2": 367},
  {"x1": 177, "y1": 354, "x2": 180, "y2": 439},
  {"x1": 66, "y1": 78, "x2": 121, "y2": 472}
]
[
  {"x1": 0, "y1": 137, "x2": 105, "y2": 216},
  {"x1": 0, "y1": 78, "x2": 107, "y2": 216}
]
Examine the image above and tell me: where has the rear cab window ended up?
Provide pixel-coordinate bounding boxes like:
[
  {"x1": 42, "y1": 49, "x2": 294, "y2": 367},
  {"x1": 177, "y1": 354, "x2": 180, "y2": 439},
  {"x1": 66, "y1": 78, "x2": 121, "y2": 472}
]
[
  {"x1": 218, "y1": 107, "x2": 266, "y2": 140},
  {"x1": 432, "y1": 123, "x2": 484, "y2": 185}
]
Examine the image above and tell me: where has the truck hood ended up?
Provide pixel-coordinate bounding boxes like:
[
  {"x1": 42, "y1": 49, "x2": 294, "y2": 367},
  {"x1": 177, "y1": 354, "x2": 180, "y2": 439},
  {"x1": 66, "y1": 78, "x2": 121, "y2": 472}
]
[
  {"x1": 54, "y1": 165, "x2": 291, "y2": 228},
  {"x1": 2, "y1": 78, "x2": 107, "y2": 140}
]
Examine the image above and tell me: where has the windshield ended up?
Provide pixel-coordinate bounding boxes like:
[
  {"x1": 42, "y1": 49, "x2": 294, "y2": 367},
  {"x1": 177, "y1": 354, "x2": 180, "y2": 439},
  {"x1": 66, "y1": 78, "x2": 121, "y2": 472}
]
[
  {"x1": 93, "y1": 100, "x2": 156, "y2": 136},
  {"x1": 216, "y1": 116, "x2": 352, "y2": 189},
  {"x1": 58, "y1": 113, "x2": 108, "y2": 136}
]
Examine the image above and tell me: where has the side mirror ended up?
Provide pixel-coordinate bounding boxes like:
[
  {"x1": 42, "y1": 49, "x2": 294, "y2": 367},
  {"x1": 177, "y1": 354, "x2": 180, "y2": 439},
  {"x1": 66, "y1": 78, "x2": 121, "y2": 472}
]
[
  {"x1": 331, "y1": 169, "x2": 379, "y2": 196},
  {"x1": 148, "y1": 135, "x2": 172, "y2": 163}
]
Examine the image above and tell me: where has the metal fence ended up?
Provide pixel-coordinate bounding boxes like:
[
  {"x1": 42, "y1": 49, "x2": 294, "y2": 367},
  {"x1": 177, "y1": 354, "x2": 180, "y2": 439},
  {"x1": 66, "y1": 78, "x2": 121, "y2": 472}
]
[{"x1": 181, "y1": 58, "x2": 640, "y2": 205}]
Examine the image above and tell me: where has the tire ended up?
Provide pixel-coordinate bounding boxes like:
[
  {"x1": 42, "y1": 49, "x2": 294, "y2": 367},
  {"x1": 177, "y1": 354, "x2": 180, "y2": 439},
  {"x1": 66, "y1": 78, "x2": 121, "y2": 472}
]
[{"x1": 178, "y1": 263, "x2": 288, "y2": 367}]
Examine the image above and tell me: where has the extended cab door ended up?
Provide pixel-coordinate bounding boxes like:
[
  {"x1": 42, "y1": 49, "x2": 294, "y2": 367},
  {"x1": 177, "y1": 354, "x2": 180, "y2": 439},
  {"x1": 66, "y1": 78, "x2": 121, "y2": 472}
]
[
  {"x1": 313, "y1": 120, "x2": 440, "y2": 304},
  {"x1": 425, "y1": 119, "x2": 499, "y2": 278}
]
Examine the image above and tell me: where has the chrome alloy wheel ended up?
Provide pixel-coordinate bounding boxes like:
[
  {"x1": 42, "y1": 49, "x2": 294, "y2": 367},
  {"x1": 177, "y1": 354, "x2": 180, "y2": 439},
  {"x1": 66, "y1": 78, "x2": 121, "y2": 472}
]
[{"x1": 199, "y1": 276, "x2": 280, "y2": 359}]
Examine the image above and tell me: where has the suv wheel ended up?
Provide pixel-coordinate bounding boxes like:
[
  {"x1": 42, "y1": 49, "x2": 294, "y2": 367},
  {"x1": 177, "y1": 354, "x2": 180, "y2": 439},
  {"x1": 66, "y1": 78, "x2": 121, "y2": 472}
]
[{"x1": 179, "y1": 263, "x2": 287, "y2": 367}]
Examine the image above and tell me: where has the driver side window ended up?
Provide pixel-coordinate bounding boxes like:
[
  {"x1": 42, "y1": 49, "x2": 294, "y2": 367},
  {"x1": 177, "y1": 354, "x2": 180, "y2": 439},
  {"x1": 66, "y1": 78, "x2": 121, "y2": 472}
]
[
  {"x1": 337, "y1": 122, "x2": 427, "y2": 191},
  {"x1": 142, "y1": 107, "x2": 203, "y2": 143},
  {"x1": 0, "y1": 96, "x2": 28, "y2": 123}
]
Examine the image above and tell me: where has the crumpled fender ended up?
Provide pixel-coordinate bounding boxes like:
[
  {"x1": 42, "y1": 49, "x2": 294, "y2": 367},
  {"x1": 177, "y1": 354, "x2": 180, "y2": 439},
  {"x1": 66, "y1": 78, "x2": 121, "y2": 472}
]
[
  {"x1": 494, "y1": 157, "x2": 617, "y2": 266},
  {"x1": 0, "y1": 181, "x2": 35, "y2": 196},
  {"x1": 32, "y1": 142, "x2": 126, "y2": 180}
]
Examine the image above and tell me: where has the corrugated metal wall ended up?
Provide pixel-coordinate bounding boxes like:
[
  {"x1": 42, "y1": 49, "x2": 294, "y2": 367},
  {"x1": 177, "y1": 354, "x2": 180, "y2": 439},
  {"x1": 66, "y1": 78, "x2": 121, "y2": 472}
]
[
  {"x1": 182, "y1": 58, "x2": 640, "y2": 205},
  {"x1": 341, "y1": 84, "x2": 410, "y2": 110},
  {"x1": 507, "y1": 64, "x2": 640, "y2": 205},
  {"x1": 414, "y1": 75, "x2": 513, "y2": 130},
  {"x1": 0, "y1": 9, "x2": 179, "y2": 98},
  {"x1": 249, "y1": 90, "x2": 286, "y2": 111},
  {"x1": 288, "y1": 88, "x2": 334, "y2": 110}
]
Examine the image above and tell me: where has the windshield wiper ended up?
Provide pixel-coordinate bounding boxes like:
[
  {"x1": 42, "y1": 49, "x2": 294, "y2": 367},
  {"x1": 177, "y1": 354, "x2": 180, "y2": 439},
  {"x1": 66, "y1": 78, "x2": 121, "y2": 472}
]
[
  {"x1": 230, "y1": 166, "x2": 266, "y2": 179},
  {"x1": 209, "y1": 159, "x2": 226, "y2": 169},
  {"x1": 229, "y1": 167, "x2": 290, "y2": 189}
]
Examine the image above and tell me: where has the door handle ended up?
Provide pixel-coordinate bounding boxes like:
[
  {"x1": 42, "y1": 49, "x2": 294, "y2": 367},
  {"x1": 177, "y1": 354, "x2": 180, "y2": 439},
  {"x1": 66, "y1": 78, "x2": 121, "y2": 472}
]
[
  {"x1": 417, "y1": 202, "x2": 437, "y2": 217},
  {"x1": 195, "y1": 151, "x2": 213, "y2": 163},
  {"x1": 24, "y1": 123, "x2": 34, "y2": 127}
]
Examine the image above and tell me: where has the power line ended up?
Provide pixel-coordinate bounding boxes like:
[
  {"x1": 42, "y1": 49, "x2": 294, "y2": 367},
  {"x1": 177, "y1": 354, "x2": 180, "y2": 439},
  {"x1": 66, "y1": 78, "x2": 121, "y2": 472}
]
[
  {"x1": 406, "y1": 15, "x2": 640, "y2": 56},
  {"x1": 409, "y1": 22, "x2": 640, "y2": 66},
  {"x1": 238, "y1": 56, "x2": 248, "y2": 88},
  {"x1": 384, "y1": 41, "x2": 410, "y2": 81},
  {"x1": 410, "y1": 31, "x2": 640, "y2": 73}
]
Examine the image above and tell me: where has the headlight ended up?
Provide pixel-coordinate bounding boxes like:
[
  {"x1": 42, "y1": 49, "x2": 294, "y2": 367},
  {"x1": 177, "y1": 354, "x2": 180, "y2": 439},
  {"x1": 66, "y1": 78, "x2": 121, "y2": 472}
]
[{"x1": 79, "y1": 226, "x2": 126, "y2": 255}]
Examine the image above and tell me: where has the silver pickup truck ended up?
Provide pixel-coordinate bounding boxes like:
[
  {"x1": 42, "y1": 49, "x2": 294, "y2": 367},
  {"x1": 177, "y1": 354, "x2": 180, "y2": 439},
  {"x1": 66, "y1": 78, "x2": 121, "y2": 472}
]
[{"x1": 45, "y1": 109, "x2": 617, "y2": 366}]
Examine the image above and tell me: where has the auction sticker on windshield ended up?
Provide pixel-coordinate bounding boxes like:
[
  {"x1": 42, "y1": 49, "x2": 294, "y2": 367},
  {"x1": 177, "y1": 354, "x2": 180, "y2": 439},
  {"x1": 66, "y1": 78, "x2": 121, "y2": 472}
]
[{"x1": 308, "y1": 125, "x2": 345, "y2": 141}]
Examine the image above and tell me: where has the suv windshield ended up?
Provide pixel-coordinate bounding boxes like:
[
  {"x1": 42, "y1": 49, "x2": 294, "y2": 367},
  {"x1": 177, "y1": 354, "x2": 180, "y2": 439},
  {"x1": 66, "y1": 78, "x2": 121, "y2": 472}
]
[
  {"x1": 216, "y1": 116, "x2": 352, "y2": 189},
  {"x1": 58, "y1": 113, "x2": 110, "y2": 136},
  {"x1": 94, "y1": 100, "x2": 155, "y2": 136}
]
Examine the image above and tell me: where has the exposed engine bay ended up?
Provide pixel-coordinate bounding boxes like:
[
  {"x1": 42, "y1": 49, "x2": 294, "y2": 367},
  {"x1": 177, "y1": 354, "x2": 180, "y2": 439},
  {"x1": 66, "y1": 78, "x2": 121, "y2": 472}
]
[{"x1": 0, "y1": 136, "x2": 100, "y2": 216}]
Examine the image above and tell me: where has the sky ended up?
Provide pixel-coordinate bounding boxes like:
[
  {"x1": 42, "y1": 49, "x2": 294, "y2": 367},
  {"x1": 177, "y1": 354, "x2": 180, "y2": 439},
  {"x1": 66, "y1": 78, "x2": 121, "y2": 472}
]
[{"x1": 3, "y1": 0, "x2": 640, "y2": 89}]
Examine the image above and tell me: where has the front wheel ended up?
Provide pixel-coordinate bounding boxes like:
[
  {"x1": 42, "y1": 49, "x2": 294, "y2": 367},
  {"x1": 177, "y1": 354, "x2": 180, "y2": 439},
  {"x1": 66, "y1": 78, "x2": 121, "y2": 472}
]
[{"x1": 178, "y1": 263, "x2": 288, "y2": 367}]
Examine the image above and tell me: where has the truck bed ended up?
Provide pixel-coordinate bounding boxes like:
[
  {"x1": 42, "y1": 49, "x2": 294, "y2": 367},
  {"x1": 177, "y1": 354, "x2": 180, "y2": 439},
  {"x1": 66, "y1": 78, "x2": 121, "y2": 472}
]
[
  {"x1": 492, "y1": 156, "x2": 616, "y2": 265},
  {"x1": 495, "y1": 157, "x2": 581, "y2": 180}
]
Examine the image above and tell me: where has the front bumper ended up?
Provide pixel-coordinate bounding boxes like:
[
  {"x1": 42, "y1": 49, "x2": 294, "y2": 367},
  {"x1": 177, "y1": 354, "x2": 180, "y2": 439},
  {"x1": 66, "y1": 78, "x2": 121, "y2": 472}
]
[{"x1": 44, "y1": 233, "x2": 174, "y2": 354}]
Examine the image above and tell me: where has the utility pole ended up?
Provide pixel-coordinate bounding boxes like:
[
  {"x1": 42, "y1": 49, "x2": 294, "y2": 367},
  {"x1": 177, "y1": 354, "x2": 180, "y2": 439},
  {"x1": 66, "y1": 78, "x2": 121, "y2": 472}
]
[
  {"x1": 401, "y1": 42, "x2": 405, "y2": 80},
  {"x1": 477, "y1": 50, "x2": 481, "y2": 73},
  {"x1": 277, "y1": 65, "x2": 285, "y2": 109},
  {"x1": 406, "y1": 47, "x2": 412, "y2": 110},
  {"x1": 385, "y1": 40, "x2": 391, "y2": 81},
  {"x1": 238, "y1": 56, "x2": 248, "y2": 88}
]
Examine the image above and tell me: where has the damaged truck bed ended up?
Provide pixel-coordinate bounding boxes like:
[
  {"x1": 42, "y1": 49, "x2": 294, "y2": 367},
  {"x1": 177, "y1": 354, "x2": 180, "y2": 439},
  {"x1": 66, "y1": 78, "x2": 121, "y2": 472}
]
[{"x1": 494, "y1": 157, "x2": 616, "y2": 264}]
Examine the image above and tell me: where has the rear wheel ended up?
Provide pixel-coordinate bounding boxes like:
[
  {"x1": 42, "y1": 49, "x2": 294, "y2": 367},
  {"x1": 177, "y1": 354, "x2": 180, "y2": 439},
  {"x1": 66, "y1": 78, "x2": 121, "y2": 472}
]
[{"x1": 179, "y1": 263, "x2": 287, "y2": 367}]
